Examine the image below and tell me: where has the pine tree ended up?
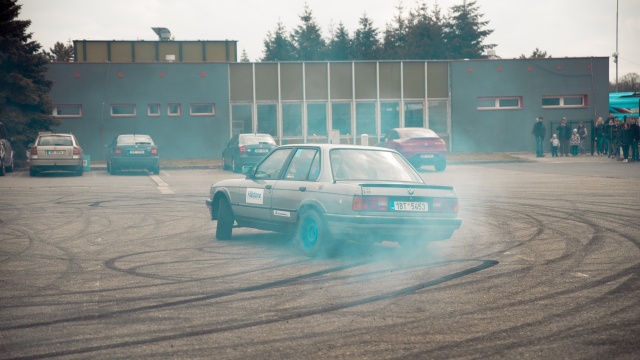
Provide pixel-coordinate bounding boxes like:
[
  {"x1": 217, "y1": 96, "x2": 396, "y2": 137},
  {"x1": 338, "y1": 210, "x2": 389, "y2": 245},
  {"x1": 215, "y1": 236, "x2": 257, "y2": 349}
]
[
  {"x1": 327, "y1": 22, "x2": 352, "y2": 61},
  {"x1": 290, "y1": 4, "x2": 326, "y2": 61},
  {"x1": 240, "y1": 49, "x2": 250, "y2": 62},
  {"x1": 444, "y1": 0, "x2": 495, "y2": 59},
  {"x1": 0, "y1": 0, "x2": 57, "y2": 164},
  {"x1": 352, "y1": 13, "x2": 380, "y2": 60},
  {"x1": 519, "y1": 48, "x2": 550, "y2": 59},
  {"x1": 382, "y1": 1, "x2": 407, "y2": 60},
  {"x1": 42, "y1": 40, "x2": 74, "y2": 62},
  {"x1": 262, "y1": 21, "x2": 295, "y2": 61}
]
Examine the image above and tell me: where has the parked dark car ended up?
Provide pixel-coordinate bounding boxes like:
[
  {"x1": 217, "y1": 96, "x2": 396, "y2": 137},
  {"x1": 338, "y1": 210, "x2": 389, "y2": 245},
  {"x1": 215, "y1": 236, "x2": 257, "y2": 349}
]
[
  {"x1": 106, "y1": 134, "x2": 159, "y2": 175},
  {"x1": 0, "y1": 121, "x2": 14, "y2": 176},
  {"x1": 222, "y1": 133, "x2": 277, "y2": 173},
  {"x1": 206, "y1": 144, "x2": 461, "y2": 257},
  {"x1": 375, "y1": 127, "x2": 447, "y2": 171}
]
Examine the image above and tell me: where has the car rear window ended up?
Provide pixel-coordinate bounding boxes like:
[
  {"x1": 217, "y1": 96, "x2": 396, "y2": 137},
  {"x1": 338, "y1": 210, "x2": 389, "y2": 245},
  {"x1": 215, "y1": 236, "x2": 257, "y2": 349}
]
[
  {"x1": 38, "y1": 136, "x2": 73, "y2": 146},
  {"x1": 118, "y1": 135, "x2": 153, "y2": 145},
  {"x1": 400, "y1": 128, "x2": 438, "y2": 138},
  {"x1": 330, "y1": 149, "x2": 423, "y2": 182},
  {"x1": 239, "y1": 134, "x2": 276, "y2": 146}
]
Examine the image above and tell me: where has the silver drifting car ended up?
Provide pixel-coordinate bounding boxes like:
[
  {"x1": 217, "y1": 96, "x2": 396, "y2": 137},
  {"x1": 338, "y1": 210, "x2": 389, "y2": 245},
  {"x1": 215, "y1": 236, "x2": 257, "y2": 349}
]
[{"x1": 206, "y1": 144, "x2": 461, "y2": 257}]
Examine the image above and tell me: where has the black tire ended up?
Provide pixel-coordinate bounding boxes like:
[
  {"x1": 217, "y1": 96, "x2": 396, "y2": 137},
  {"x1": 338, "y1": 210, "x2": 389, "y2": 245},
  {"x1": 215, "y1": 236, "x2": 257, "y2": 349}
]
[
  {"x1": 110, "y1": 165, "x2": 118, "y2": 175},
  {"x1": 152, "y1": 165, "x2": 160, "y2": 175},
  {"x1": 232, "y1": 157, "x2": 241, "y2": 173},
  {"x1": 295, "y1": 209, "x2": 334, "y2": 257},
  {"x1": 76, "y1": 166, "x2": 83, "y2": 176},
  {"x1": 29, "y1": 167, "x2": 37, "y2": 177},
  {"x1": 222, "y1": 156, "x2": 230, "y2": 170},
  {"x1": 434, "y1": 159, "x2": 446, "y2": 172},
  {"x1": 106, "y1": 160, "x2": 111, "y2": 173},
  {"x1": 0, "y1": 159, "x2": 5, "y2": 176},
  {"x1": 6, "y1": 157, "x2": 13, "y2": 173},
  {"x1": 215, "y1": 197, "x2": 234, "y2": 240}
]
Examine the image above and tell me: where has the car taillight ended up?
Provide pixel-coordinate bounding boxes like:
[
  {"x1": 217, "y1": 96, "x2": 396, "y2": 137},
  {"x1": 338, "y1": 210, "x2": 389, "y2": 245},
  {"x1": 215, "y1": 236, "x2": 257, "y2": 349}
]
[
  {"x1": 114, "y1": 147, "x2": 122, "y2": 156},
  {"x1": 352, "y1": 196, "x2": 389, "y2": 211},
  {"x1": 30, "y1": 146, "x2": 37, "y2": 156},
  {"x1": 432, "y1": 198, "x2": 458, "y2": 213},
  {"x1": 73, "y1": 147, "x2": 80, "y2": 156},
  {"x1": 151, "y1": 147, "x2": 158, "y2": 156},
  {"x1": 239, "y1": 145, "x2": 247, "y2": 154}
]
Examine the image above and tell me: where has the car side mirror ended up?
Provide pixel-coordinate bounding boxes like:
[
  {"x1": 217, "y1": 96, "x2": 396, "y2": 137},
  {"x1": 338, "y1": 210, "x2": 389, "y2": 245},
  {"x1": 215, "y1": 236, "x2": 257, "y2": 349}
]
[
  {"x1": 242, "y1": 166, "x2": 254, "y2": 176},
  {"x1": 28, "y1": 143, "x2": 34, "y2": 148}
]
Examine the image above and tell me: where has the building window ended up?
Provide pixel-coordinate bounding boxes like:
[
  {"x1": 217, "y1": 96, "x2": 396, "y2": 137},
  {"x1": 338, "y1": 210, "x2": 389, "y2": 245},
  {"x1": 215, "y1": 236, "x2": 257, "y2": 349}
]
[
  {"x1": 231, "y1": 104, "x2": 252, "y2": 135},
  {"x1": 282, "y1": 103, "x2": 302, "y2": 137},
  {"x1": 307, "y1": 103, "x2": 327, "y2": 138},
  {"x1": 168, "y1": 103, "x2": 181, "y2": 116},
  {"x1": 404, "y1": 101, "x2": 424, "y2": 127},
  {"x1": 477, "y1": 97, "x2": 522, "y2": 110},
  {"x1": 356, "y1": 102, "x2": 376, "y2": 136},
  {"x1": 257, "y1": 103, "x2": 277, "y2": 137},
  {"x1": 381, "y1": 101, "x2": 399, "y2": 135},
  {"x1": 110, "y1": 104, "x2": 136, "y2": 117},
  {"x1": 148, "y1": 104, "x2": 161, "y2": 117},
  {"x1": 542, "y1": 95, "x2": 586, "y2": 108},
  {"x1": 190, "y1": 103, "x2": 216, "y2": 116},
  {"x1": 53, "y1": 104, "x2": 82, "y2": 118},
  {"x1": 428, "y1": 100, "x2": 449, "y2": 133},
  {"x1": 331, "y1": 102, "x2": 351, "y2": 137}
]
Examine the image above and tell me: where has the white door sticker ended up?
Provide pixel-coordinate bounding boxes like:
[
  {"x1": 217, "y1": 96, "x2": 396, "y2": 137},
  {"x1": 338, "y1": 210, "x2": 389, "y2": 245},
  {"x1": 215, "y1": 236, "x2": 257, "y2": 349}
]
[{"x1": 246, "y1": 188, "x2": 264, "y2": 204}]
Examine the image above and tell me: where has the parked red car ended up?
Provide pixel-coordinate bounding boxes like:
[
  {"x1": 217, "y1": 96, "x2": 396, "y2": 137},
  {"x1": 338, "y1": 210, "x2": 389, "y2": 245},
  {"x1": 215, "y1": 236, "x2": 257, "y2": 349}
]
[{"x1": 375, "y1": 127, "x2": 447, "y2": 171}]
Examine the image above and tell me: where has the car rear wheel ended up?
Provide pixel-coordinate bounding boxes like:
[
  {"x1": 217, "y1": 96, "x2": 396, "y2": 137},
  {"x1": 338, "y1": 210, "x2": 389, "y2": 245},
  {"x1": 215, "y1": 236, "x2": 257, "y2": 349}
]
[
  {"x1": 152, "y1": 165, "x2": 160, "y2": 175},
  {"x1": 29, "y1": 167, "x2": 37, "y2": 177},
  {"x1": 6, "y1": 158, "x2": 13, "y2": 173},
  {"x1": 76, "y1": 166, "x2": 83, "y2": 176},
  {"x1": 215, "y1": 197, "x2": 234, "y2": 240},
  {"x1": 222, "y1": 156, "x2": 230, "y2": 170},
  {"x1": 434, "y1": 159, "x2": 446, "y2": 172},
  {"x1": 295, "y1": 209, "x2": 334, "y2": 257},
  {"x1": 0, "y1": 159, "x2": 5, "y2": 176},
  {"x1": 110, "y1": 165, "x2": 119, "y2": 175}
]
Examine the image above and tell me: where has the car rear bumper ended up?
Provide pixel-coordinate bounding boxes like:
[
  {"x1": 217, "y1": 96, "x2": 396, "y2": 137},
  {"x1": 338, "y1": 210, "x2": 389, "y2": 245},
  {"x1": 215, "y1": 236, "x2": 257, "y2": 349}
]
[
  {"x1": 30, "y1": 159, "x2": 82, "y2": 171},
  {"x1": 325, "y1": 213, "x2": 461, "y2": 242},
  {"x1": 407, "y1": 153, "x2": 446, "y2": 165},
  {"x1": 112, "y1": 157, "x2": 159, "y2": 169}
]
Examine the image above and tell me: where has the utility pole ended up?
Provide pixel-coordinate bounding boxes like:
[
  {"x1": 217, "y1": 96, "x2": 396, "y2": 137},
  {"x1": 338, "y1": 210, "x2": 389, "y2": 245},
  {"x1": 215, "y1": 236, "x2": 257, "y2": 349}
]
[{"x1": 614, "y1": 0, "x2": 619, "y2": 92}]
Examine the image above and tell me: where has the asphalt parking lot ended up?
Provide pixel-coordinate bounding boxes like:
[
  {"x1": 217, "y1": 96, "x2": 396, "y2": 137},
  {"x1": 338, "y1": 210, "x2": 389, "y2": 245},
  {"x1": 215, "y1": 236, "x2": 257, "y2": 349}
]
[{"x1": 0, "y1": 157, "x2": 638, "y2": 359}]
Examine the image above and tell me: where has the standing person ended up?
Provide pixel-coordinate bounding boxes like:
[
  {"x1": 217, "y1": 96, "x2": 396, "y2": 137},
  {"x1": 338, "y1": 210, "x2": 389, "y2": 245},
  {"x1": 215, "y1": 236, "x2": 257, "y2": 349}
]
[
  {"x1": 556, "y1": 117, "x2": 571, "y2": 156},
  {"x1": 570, "y1": 129, "x2": 580, "y2": 156},
  {"x1": 629, "y1": 117, "x2": 639, "y2": 161},
  {"x1": 594, "y1": 117, "x2": 605, "y2": 155},
  {"x1": 532, "y1": 116, "x2": 546, "y2": 158},
  {"x1": 550, "y1": 134, "x2": 560, "y2": 157},
  {"x1": 577, "y1": 122, "x2": 588, "y2": 155},
  {"x1": 619, "y1": 122, "x2": 632, "y2": 163},
  {"x1": 605, "y1": 117, "x2": 617, "y2": 158}
]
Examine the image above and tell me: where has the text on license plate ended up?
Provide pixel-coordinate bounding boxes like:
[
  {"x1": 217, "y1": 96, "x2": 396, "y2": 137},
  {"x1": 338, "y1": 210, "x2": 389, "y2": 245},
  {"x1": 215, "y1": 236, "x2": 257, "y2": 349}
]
[
  {"x1": 392, "y1": 201, "x2": 428, "y2": 211},
  {"x1": 46, "y1": 150, "x2": 65, "y2": 155},
  {"x1": 255, "y1": 149, "x2": 268, "y2": 153},
  {"x1": 420, "y1": 154, "x2": 434, "y2": 158},
  {"x1": 129, "y1": 150, "x2": 145, "y2": 154}
]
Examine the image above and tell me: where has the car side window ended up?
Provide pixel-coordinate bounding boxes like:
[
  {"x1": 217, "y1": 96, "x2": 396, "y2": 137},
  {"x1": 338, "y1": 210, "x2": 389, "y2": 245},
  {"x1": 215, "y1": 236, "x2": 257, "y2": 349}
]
[
  {"x1": 284, "y1": 148, "x2": 319, "y2": 181},
  {"x1": 254, "y1": 148, "x2": 293, "y2": 179}
]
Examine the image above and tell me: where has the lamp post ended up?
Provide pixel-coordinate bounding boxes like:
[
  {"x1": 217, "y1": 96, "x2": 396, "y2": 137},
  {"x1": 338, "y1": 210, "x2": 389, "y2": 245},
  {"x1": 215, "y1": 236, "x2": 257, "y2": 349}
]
[{"x1": 615, "y1": 0, "x2": 619, "y2": 92}]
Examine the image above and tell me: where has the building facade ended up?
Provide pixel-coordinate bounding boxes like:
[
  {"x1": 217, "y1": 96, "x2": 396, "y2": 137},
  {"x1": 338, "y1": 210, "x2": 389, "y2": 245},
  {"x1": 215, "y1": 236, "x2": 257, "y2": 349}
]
[{"x1": 46, "y1": 51, "x2": 609, "y2": 160}]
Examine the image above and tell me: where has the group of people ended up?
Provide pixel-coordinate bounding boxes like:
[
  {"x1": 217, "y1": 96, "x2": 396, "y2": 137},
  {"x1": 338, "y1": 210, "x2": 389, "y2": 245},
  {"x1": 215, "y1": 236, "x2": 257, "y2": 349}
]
[{"x1": 532, "y1": 114, "x2": 640, "y2": 162}]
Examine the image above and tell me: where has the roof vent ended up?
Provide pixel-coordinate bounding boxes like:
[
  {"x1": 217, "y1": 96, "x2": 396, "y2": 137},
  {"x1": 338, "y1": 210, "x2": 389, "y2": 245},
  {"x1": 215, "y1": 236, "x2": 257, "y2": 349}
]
[{"x1": 152, "y1": 27, "x2": 172, "y2": 41}]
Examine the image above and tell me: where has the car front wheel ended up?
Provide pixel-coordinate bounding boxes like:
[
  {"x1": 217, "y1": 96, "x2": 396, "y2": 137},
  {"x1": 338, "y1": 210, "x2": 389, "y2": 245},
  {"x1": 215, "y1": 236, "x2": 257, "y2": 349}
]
[
  {"x1": 434, "y1": 159, "x2": 446, "y2": 172},
  {"x1": 232, "y1": 157, "x2": 241, "y2": 173},
  {"x1": 215, "y1": 197, "x2": 234, "y2": 240},
  {"x1": 295, "y1": 209, "x2": 334, "y2": 257}
]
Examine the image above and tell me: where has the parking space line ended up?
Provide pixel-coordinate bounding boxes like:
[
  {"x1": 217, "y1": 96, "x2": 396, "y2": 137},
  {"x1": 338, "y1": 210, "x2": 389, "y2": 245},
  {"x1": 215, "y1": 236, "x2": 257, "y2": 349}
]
[{"x1": 150, "y1": 175, "x2": 175, "y2": 194}]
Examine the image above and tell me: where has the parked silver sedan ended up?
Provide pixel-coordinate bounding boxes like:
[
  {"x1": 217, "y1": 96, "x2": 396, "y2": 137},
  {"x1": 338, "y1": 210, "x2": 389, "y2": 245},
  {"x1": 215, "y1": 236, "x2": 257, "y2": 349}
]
[{"x1": 206, "y1": 144, "x2": 461, "y2": 257}]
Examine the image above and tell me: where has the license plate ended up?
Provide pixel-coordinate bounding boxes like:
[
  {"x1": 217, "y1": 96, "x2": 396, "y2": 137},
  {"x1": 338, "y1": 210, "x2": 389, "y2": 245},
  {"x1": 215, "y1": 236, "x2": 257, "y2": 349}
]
[
  {"x1": 420, "y1": 154, "x2": 434, "y2": 158},
  {"x1": 255, "y1": 149, "x2": 268, "y2": 153},
  {"x1": 46, "y1": 150, "x2": 65, "y2": 155},
  {"x1": 129, "y1": 150, "x2": 145, "y2": 154},
  {"x1": 392, "y1": 201, "x2": 428, "y2": 211}
]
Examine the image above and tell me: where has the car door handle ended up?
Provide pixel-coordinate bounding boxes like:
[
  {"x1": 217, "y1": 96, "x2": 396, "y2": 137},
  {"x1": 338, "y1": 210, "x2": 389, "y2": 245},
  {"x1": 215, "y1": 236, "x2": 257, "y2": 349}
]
[
  {"x1": 265, "y1": 185, "x2": 272, "y2": 190},
  {"x1": 299, "y1": 187, "x2": 306, "y2": 192}
]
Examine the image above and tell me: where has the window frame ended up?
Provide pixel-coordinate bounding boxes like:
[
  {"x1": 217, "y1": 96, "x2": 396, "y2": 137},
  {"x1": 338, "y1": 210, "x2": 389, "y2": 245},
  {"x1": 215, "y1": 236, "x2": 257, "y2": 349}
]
[
  {"x1": 53, "y1": 104, "x2": 83, "y2": 118},
  {"x1": 190, "y1": 103, "x2": 216, "y2": 116},
  {"x1": 147, "y1": 103, "x2": 161, "y2": 117},
  {"x1": 110, "y1": 104, "x2": 137, "y2": 117},
  {"x1": 477, "y1": 96, "x2": 523, "y2": 110},
  {"x1": 541, "y1": 95, "x2": 587, "y2": 109},
  {"x1": 167, "y1": 103, "x2": 181, "y2": 117}
]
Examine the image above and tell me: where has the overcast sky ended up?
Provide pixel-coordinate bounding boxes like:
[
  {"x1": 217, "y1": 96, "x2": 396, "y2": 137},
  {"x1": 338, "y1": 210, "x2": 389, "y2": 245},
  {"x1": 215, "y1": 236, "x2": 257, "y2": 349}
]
[{"x1": 17, "y1": 0, "x2": 640, "y2": 83}]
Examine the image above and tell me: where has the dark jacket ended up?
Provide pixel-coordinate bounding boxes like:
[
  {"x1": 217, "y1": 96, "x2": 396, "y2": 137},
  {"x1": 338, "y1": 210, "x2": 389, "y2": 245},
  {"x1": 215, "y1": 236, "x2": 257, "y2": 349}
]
[
  {"x1": 629, "y1": 123, "x2": 639, "y2": 142},
  {"x1": 595, "y1": 123, "x2": 605, "y2": 138},
  {"x1": 605, "y1": 122, "x2": 617, "y2": 139},
  {"x1": 620, "y1": 127, "x2": 632, "y2": 146},
  {"x1": 532, "y1": 121, "x2": 545, "y2": 137},
  {"x1": 557, "y1": 124, "x2": 571, "y2": 140}
]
